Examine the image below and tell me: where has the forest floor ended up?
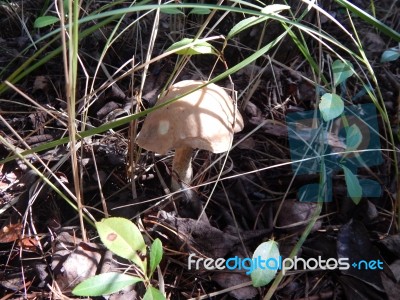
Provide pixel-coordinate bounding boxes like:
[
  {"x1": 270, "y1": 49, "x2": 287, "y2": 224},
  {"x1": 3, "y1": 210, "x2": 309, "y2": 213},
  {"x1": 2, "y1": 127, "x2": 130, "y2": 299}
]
[{"x1": 0, "y1": 0, "x2": 400, "y2": 299}]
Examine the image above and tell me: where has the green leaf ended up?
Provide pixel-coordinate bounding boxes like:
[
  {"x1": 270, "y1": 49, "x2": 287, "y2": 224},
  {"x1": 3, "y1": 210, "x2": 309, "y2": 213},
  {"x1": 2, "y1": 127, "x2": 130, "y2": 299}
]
[
  {"x1": 380, "y1": 48, "x2": 400, "y2": 63},
  {"x1": 165, "y1": 38, "x2": 216, "y2": 55},
  {"x1": 160, "y1": 7, "x2": 184, "y2": 15},
  {"x1": 149, "y1": 239, "x2": 163, "y2": 277},
  {"x1": 96, "y1": 217, "x2": 146, "y2": 270},
  {"x1": 143, "y1": 286, "x2": 166, "y2": 300},
  {"x1": 72, "y1": 272, "x2": 142, "y2": 296},
  {"x1": 319, "y1": 93, "x2": 344, "y2": 121},
  {"x1": 332, "y1": 60, "x2": 354, "y2": 86},
  {"x1": 342, "y1": 165, "x2": 362, "y2": 204},
  {"x1": 227, "y1": 16, "x2": 264, "y2": 40},
  {"x1": 251, "y1": 240, "x2": 280, "y2": 287},
  {"x1": 33, "y1": 16, "x2": 59, "y2": 28},
  {"x1": 189, "y1": 8, "x2": 211, "y2": 15},
  {"x1": 345, "y1": 124, "x2": 362, "y2": 151},
  {"x1": 227, "y1": 4, "x2": 289, "y2": 40}
]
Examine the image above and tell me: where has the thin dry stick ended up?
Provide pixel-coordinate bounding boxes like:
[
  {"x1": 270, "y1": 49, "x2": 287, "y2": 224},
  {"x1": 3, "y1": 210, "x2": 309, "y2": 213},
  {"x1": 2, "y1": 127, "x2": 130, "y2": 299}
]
[{"x1": 60, "y1": 0, "x2": 87, "y2": 241}]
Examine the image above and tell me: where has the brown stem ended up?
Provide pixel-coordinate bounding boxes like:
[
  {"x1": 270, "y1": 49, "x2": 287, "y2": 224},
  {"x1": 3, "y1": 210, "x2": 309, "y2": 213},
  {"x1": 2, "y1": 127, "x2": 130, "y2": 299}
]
[
  {"x1": 172, "y1": 146, "x2": 209, "y2": 222},
  {"x1": 171, "y1": 146, "x2": 193, "y2": 191}
]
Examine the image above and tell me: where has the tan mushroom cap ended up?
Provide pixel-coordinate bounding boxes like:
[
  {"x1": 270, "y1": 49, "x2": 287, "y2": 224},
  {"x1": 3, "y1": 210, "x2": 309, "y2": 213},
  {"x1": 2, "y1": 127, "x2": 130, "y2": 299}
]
[{"x1": 136, "y1": 80, "x2": 244, "y2": 155}]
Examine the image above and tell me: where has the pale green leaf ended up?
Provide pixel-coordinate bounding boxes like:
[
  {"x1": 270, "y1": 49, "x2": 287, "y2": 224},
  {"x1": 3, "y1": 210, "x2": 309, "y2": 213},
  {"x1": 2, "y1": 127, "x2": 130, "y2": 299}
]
[
  {"x1": 380, "y1": 48, "x2": 400, "y2": 63},
  {"x1": 165, "y1": 38, "x2": 216, "y2": 55},
  {"x1": 189, "y1": 8, "x2": 211, "y2": 15},
  {"x1": 345, "y1": 124, "x2": 362, "y2": 151},
  {"x1": 143, "y1": 286, "x2": 166, "y2": 300},
  {"x1": 227, "y1": 4, "x2": 289, "y2": 40},
  {"x1": 96, "y1": 217, "x2": 146, "y2": 270},
  {"x1": 227, "y1": 16, "x2": 264, "y2": 40},
  {"x1": 332, "y1": 60, "x2": 354, "y2": 86},
  {"x1": 251, "y1": 240, "x2": 280, "y2": 287},
  {"x1": 319, "y1": 93, "x2": 344, "y2": 121},
  {"x1": 149, "y1": 239, "x2": 163, "y2": 277},
  {"x1": 72, "y1": 272, "x2": 142, "y2": 296},
  {"x1": 342, "y1": 165, "x2": 362, "y2": 204},
  {"x1": 34, "y1": 16, "x2": 59, "y2": 28}
]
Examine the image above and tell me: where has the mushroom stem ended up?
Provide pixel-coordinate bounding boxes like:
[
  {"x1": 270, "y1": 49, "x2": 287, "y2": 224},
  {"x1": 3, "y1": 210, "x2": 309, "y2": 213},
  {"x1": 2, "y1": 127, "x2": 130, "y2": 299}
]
[
  {"x1": 171, "y1": 146, "x2": 207, "y2": 221},
  {"x1": 171, "y1": 145, "x2": 193, "y2": 191}
]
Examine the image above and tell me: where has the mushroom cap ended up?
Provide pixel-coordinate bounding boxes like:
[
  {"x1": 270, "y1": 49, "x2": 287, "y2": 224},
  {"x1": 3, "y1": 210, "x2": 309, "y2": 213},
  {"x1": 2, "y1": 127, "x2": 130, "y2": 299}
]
[{"x1": 136, "y1": 80, "x2": 244, "y2": 154}]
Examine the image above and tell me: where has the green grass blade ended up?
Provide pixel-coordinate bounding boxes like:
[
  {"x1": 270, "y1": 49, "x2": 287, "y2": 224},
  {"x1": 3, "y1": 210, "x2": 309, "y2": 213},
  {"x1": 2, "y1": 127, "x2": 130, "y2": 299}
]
[{"x1": 334, "y1": 0, "x2": 400, "y2": 42}]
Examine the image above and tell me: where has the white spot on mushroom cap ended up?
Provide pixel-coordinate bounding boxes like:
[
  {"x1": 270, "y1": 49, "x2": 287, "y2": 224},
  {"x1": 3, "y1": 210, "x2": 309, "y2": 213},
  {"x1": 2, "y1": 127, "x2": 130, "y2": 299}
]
[{"x1": 158, "y1": 120, "x2": 170, "y2": 135}]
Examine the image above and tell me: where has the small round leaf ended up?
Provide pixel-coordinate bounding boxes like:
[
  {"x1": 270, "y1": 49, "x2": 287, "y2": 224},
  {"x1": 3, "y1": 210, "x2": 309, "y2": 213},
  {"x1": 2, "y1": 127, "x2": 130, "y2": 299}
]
[
  {"x1": 380, "y1": 48, "x2": 400, "y2": 63},
  {"x1": 319, "y1": 93, "x2": 344, "y2": 121},
  {"x1": 251, "y1": 240, "x2": 280, "y2": 287}
]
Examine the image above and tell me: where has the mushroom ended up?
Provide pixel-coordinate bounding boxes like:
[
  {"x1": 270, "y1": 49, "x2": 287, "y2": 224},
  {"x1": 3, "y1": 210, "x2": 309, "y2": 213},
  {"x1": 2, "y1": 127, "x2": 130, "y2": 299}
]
[{"x1": 136, "y1": 80, "x2": 244, "y2": 217}]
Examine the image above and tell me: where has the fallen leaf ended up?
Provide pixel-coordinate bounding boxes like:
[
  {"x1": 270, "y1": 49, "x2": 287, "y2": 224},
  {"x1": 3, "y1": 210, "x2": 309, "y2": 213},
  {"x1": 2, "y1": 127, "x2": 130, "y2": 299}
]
[
  {"x1": 0, "y1": 223, "x2": 22, "y2": 243},
  {"x1": 19, "y1": 237, "x2": 38, "y2": 251}
]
